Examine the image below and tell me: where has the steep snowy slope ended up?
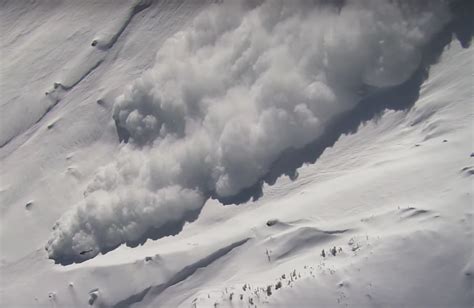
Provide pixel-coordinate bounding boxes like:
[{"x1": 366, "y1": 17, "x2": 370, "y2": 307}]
[
  {"x1": 0, "y1": 0, "x2": 210, "y2": 262},
  {"x1": 0, "y1": 0, "x2": 473, "y2": 307}
]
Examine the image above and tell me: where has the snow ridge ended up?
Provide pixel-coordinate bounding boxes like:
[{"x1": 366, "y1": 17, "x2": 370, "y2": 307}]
[{"x1": 0, "y1": 0, "x2": 152, "y2": 148}]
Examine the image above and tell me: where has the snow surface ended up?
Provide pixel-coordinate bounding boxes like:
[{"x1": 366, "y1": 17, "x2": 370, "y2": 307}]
[{"x1": 0, "y1": 0, "x2": 473, "y2": 307}]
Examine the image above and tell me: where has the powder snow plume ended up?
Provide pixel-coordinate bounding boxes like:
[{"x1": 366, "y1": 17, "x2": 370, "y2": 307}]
[{"x1": 46, "y1": 0, "x2": 451, "y2": 264}]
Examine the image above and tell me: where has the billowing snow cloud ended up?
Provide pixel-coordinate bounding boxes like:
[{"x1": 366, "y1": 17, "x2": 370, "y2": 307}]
[{"x1": 47, "y1": 0, "x2": 450, "y2": 263}]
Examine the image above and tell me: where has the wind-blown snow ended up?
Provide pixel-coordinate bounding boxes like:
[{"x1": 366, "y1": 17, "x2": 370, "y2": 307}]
[{"x1": 46, "y1": 0, "x2": 452, "y2": 263}]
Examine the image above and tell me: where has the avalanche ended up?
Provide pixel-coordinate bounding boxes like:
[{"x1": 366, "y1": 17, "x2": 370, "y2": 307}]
[{"x1": 0, "y1": 0, "x2": 472, "y2": 307}]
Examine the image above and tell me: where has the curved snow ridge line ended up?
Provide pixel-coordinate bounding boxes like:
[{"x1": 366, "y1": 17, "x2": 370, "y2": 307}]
[
  {"x1": 90, "y1": 0, "x2": 152, "y2": 50},
  {"x1": 55, "y1": 51, "x2": 105, "y2": 91},
  {"x1": 265, "y1": 226, "x2": 351, "y2": 261},
  {"x1": 0, "y1": 89, "x2": 62, "y2": 149},
  {"x1": 48, "y1": 0, "x2": 153, "y2": 96},
  {"x1": 112, "y1": 237, "x2": 250, "y2": 308},
  {"x1": 0, "y1": 1, "x2": 152, "y2": 150},
  {"x1": 13, "y1": 51, "x2": 106, "y2": 147}
]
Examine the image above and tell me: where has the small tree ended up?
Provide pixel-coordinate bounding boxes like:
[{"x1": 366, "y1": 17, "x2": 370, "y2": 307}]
[{"x1": 266, "y1": 285, "x2": 272, "y2": 296}]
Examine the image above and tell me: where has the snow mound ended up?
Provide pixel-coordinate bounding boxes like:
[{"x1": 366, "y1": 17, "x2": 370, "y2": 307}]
[{"x1": 46, "y1": 0, "x2": 453, "y2": 263}]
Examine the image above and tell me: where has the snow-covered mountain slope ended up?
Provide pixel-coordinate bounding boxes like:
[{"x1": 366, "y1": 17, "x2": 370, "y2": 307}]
[
  {"x1": 0, "y1": 0, "x2": 210, "y2": 262},
  {"x1": 0, "y1": 0, "x2": 473, "y2": 307}
]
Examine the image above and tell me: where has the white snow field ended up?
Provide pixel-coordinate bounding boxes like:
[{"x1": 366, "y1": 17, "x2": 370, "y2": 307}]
[{"x1": 0, "y1": 0, "x2": 473, "y2": 307}]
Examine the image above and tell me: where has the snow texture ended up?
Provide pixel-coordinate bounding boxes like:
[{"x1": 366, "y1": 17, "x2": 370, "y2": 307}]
[
  {"x1": 1, "y1": 0, "x2": 473, "y2": 306},
  {"x1": 46, "y1": 0, "x2": 452, "y2": 264}
]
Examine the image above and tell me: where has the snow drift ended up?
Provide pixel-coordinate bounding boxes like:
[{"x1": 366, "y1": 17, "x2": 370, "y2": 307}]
[{"x1": 46, "y1": 0, "x2": 453, "y2": 264}]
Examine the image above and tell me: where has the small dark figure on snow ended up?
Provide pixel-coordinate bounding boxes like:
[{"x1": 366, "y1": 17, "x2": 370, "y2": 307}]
[{"x1": 80, "y1": 249, "x2": 93, "y2": 255}]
